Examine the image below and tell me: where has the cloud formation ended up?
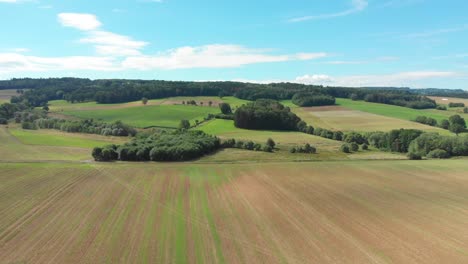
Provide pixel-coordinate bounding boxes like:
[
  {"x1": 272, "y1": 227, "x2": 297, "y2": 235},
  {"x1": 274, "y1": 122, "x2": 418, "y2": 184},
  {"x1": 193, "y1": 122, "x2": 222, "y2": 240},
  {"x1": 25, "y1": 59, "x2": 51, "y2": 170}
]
[
  {"x1": 58, "y1": 13, "x2": 102, "y2": 31},
  {"x1": 289, "y1": 0, "x2": 368, "y2": 22}
]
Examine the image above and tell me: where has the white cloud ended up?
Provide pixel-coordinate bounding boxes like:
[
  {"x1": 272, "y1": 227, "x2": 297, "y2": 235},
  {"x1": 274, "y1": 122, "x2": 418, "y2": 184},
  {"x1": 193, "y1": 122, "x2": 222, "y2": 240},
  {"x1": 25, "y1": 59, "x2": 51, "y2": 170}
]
[
  {"x1": 80, "y1": 31, "x2": 148, "y2": 56},
  {"x1": 289, "y1": 0, "x2": 368, "y2": 22},
  {"x1": 295, "y1": 71, "x2": 460, "y2": 87},
  {"x1": 122, "y1": 45, "x2": 327, "y2": 70},
  {"x1": 58, "y1": 13, "x2": 102, "y2": 31},
  {"x1": 9, "y1": 48, "x2": 30, "y2": 53},
  {"x1": 0, "y1": 53, "x2": 119, "y2": 74}
]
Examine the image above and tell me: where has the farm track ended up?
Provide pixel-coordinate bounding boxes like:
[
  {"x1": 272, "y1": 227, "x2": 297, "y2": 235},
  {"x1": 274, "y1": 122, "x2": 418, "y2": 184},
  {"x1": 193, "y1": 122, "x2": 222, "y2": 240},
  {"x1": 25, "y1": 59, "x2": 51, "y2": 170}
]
[{"x1": 0, "y1": 161, "x2": 467, "y2": 263}]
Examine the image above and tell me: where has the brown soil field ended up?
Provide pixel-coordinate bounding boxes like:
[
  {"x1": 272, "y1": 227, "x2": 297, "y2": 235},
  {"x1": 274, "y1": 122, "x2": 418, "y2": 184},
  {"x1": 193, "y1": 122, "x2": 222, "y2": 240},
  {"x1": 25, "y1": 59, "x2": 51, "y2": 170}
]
[{"x1": 0, "y1": 160, "x2": 467, "y2": 263}]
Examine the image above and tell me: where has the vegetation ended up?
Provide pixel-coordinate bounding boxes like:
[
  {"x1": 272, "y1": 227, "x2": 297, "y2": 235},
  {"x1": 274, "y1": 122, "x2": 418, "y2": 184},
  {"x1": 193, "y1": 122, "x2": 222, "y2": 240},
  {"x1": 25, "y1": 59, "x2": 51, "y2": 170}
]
[
  {"x1": 414, "y1": 116, "x2": 437, "y2": 126},
  {"x1": 34, "y1": 118, "x2": 137, "y2": 136},
  {"x1": 408, "y1": 133, "x2": 468, "y2": 158},
  {"x1": 448, "y1": 102, "x2": 465, "y2": 108},
  {"x1": 93, "y1": 130, "x2": 220, "y2": 162},
  {"x1": 290, "y1": 143, "x2": 317, "y2": 154},
  {"x1": 367, "y1": 129, "x2": 424, "y2": 153},
  {"x1": 234, "y1": 100, "x2": 301, "y2": 131},
  {"x1": 448, "y1": 115, "x2": 466, "y2": 135},
  {"x1": 291, "y1": 92, "x2": 336, "y2": 107},
  {"x1": 219, "y1": 103, "x2": 232, "y2": 114}
]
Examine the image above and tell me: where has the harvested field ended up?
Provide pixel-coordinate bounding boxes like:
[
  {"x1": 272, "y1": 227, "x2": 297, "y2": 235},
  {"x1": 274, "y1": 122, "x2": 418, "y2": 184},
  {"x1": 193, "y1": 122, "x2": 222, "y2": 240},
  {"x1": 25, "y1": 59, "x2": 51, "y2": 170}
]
[
  {"x1": 0, "y1": 160, "x2": 467, "y2": 263},
  {"x1": 429, "y1": 96, "x2": 468, "y2": 107},
  {"x1": 292, "y1": 105, "x2": 444, "y2": 132}
]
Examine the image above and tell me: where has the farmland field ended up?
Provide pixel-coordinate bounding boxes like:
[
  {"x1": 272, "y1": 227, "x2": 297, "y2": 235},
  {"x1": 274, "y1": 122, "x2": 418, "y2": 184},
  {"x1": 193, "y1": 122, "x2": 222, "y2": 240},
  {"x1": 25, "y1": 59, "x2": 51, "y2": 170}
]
[
  {"x1": 290, "y1": 105, "x2": 446, "y2": 132},
  {"x1": 0, "y1": 160, "x2": 467, "y2": 263},
  {"x1": 197, "y1": 119, "x2": 342, "y2": 149},
  {"x1": 0, "y1": 126, "x2": 124, "y2": 162},
  {"x1": 58, "y1": 105, "x2": 219, "y2": 128},
  {"x1": 429, "y1": 96, "x2": 468, "y2": 107},
  {"x1": 0, "y1": 89, "x2": 18, "y2": 104},
  {"x1": 47, "y1": 96, "x2": 249, "y2": 128}
]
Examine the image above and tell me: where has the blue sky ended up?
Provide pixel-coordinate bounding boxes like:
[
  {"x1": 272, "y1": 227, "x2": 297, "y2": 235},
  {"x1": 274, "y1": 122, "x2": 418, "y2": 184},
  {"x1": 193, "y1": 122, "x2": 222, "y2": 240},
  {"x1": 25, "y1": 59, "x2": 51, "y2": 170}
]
[{"x1": 0, "y1": 0, "x2": 467, "y2": 89}]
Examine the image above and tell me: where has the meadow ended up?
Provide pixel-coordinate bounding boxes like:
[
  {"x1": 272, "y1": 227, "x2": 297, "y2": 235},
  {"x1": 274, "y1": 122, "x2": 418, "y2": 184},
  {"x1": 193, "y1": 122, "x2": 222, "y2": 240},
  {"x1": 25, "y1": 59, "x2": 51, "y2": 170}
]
[
  {"x1": 0, "y1": 126, "x2": 125, "y2": 162},
  {"x1": 48, "y1": 96, "x2": 248, "y2": 128},
  {"x1": 0, "y1": 160, "x2": 467, "y2": 263},
  {"x1": 336, "y1": 98, "x2": 468, "y2": 122}
]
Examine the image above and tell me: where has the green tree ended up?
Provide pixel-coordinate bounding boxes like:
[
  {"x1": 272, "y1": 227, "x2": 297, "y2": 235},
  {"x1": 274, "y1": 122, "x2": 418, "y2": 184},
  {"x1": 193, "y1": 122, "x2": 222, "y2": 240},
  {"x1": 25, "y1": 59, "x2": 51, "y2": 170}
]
[
  {"x1": 449, "y1": 115, "x2": 466, "y2": 135},
  {"x1": 179, "y1": 119, "x2": 190, "y2": 129},
  {"x1": 219, "y1": 103, "x2": 232, "y2": 114},
  {"x1": 439, "y1": 119, "x2": 450, "y2": 129},
  {"x1": 266, "y1": 138, "x2": 276, "y2": 148},
  {"x1": 142, "y1": 97, "x2": 148, "y2": 105}
]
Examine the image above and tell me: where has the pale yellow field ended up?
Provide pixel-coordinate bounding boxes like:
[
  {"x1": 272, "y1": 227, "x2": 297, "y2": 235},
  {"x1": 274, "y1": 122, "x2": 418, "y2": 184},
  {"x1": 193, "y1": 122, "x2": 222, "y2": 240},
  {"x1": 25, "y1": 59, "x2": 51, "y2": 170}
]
[
  {"x1": 292, "y1": 105, "x2": 447, "y2": 132},
  {"x1": 430, "y1": 96, "x2": 468, "y2": 106}
]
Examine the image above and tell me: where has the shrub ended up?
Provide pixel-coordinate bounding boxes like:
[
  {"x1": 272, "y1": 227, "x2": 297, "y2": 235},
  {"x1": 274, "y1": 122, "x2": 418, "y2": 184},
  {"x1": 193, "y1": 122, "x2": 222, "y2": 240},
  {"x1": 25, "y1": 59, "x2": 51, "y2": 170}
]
[
  {"x1": 266, "y1": 138, "x2": 276, "y2": 148},
  {"x1": 262, "y1": 145, "x2": 273, "y2": 152},
  {"x1": 350, "y1": 142, "x2": 359, "y2": 152},
  {"x1": 439, "y1": 119, "x2": 450, "y2": 129},
  {"x1": 407, "y1": 151, "x2": 422, "y2": 160},
  {"x1": 361, "y1": 143, "x2": 369, "y2": 150},
  {"x1": 21, "y1": 121, "x2": 37, "y2": 130},
  {"x1": 427, "y1": 149, "x2": 450, "y2": 159},
  {"x1": 179, "y1": 120, "x2": 191, "y2": 129},
  {"x1": 436, "y1": 105, "x2": 447, "y2": 110},
  {"x1": 448, "y1": 102, "x2": 465, "y2": 108},
  {"x1": 343, "y1": 132, "x2": 367, "y2": 145},
  {"x1": 0, "y1": 118, "x2": 7, "y2": 125},
  {"x1": 289, "y1": 147, "x2": 297, "y2": 153},
  {"x1": 340, "y1": 144, "x2": 351, "y2": 153}
]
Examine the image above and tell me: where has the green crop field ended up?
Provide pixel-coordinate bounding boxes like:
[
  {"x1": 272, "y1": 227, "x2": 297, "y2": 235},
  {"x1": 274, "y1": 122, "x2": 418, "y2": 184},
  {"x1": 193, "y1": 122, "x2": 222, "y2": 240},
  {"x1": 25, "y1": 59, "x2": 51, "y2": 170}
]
[
  {"x1": 47, "y1": 96, "x2": 249, "y2": 128},
  {"x1": 336, "y1": 98, "x2": 468, "y2": 122},
  {"x1": 1, "y1": 160, "x2": 467, "y2": 263},
  {"x1": 60, "y1": 105, "x2": 219, "y2": 128}
]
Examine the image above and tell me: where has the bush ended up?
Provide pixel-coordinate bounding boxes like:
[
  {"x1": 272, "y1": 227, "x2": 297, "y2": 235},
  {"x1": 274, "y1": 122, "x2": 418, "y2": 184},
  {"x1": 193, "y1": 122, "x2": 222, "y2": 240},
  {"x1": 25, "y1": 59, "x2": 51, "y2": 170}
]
[
  {"x1": 21, "y1": 121, "x2": 37, "y2": 130},
  {"x1": 343, "y1": 132, "x2": 367, "y2": 145},
  {"x1": 427, "y1": 149, "x2": 450, "y2": 159},
  {"x1": 439, "y1": 119, "x2": 450, "y2": 129},
  {"x1": 179, "y1": 120, "x2": 190, "y2": 129},
  {"x1": 0, "y1": 118, "x2": 7, "y2": 125},
  {"x1": 448, "y1": 102, "x2": 465, "y2": 108},
  {"x1": 362, "y1": 143, "x2": 369, "y2": 150},
  {"x1": 407, "y1": 152, "x2": 422, "y2": 160},
  {"x1": 436, "y1": 105, "x2": 447, "y2": 110},
  {"x1": 350, "y1": 142, "x2": 359, "y2": 152},
  {"x1": 289, "y1": 147, "x2": 297, "y2": 153},
  {"x1": 415, "y1": 116, "x2": 437, "y2": 126},
  {"x1": 464, "y1": 107, "x2": 468, "y2": 113},
  {"x1": 340, "y1": 144, "x2": 351, "y2": 153},
  {"x1": 266, "y1": 138, "x2": 276, "y2": 148},
  {"x1": 262, "y1": 145, "x2": 273, "y2": 152}
]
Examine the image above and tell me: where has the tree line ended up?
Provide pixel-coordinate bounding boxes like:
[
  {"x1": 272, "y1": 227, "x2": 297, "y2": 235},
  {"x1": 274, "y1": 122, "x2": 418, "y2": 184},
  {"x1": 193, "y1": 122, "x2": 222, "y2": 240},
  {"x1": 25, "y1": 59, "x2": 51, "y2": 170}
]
[{"x1": 1, "y1": 78, "x2": 440, "y2": 111}]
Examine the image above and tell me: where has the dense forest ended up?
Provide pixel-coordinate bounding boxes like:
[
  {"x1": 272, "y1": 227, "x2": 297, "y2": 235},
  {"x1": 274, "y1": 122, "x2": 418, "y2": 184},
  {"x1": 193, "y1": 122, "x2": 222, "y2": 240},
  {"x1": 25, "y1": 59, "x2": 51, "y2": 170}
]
[{"x1": 0, "y1": 78, "x2": 449, "y2": 110}]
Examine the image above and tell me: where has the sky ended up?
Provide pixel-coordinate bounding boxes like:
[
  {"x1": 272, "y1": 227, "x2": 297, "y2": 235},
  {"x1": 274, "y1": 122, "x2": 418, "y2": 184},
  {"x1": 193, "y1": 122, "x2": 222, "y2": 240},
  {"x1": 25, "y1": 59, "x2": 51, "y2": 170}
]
[{"x1": 0, "y1": 0, "x2": 467, "y2": 89}]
